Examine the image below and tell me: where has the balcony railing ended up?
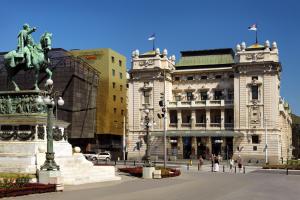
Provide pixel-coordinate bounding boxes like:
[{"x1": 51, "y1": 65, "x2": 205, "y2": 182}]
[
  {"x1": 195, "y1": 123, "x2": 206, "y2": 128},
  {"x1": 169, "y1": 123, "x2": 178, "y2": 128},
  {"x1": 225, "y1": 123, "x2": 234, "y2": 128},
  {"x1": 210, "y1": 123, "x2": 221, "y2": 128},
  {"x1": 181, "y1": 123, "x2": 191, "y2": 127}
]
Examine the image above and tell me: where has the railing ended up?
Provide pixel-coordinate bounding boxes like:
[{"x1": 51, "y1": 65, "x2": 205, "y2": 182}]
[
  {"x1": 210, "y1": 100, "x2": 222, "y2": 105},
  {"x1": 169, "y1": 123, "x2": 177, "y2": 128},
  {"x1": 169, "y1": 101, "x2": 177, "y2": 106},
  {"x1": 181, "y1": 101, "x2": 191, "y2": 105},
  {"x1": 195, "y1": 123, "x2": 206, "y2": 128},
  {"x1": 210, "y1": 123, "x2": 221, "y2": 128},
  {"x1": 225, "y1": 100, "x2": 234, "y2": 105},
  {"x1": 181, "y1": 123, "x2": 191, "y2": 127},
  {"x1": 225, "y1": 123, "x2": 234, "y2": 128},
  {"x1": 195, "y1": 100, "x2": 206, "y2": 106}
]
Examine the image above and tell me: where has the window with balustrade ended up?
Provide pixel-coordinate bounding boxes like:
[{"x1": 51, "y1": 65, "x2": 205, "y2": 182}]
[
  {"x1": 214, "y1": 90, "x2": 223, "y2": 100},
  {"x1": 227, "y1": 90, "x2": 234, "y2": 100},
  {"x1": 251, "y1": 85, "x2": 258, "y2": 100},
  {"x1": 200, "y1": 91, "x2": 208, "y2": 100},
  {"x1": 143, "y1": 91, "x2": 150, "y2": 104},
  {"x1": 186, "y1": 92, "x2": 194, "y2": 101}
]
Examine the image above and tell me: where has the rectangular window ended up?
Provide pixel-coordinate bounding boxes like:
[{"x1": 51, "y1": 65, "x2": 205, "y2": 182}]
[
  {"x1": 119, "y1": 60, "x2": 122, "y2": 67},
  {"x1": 186, "y1": 92, "x2": 193, "y2": 101},
  {"x1": 251, "y1": 86, "x2": 258, "y2": 100},
  {"x1": 113, "y1": 108, "x2": 117, "y2": 114},
  {"x1": 215, "y1": 75, "x2": 222, "y2": 79},
  {"x1": 119, "y1": 72, "x2": 123, "y2": 79},
  {"x1": 144, "y1": 91, "x2": 150, "y2": 104},
  {"x1": 227, "y1": 90, "x2": 234, "y2": 100},
  {"x1": 187, "y1": 76, "x2": 194, "y2": 80},
  {"x1": 112, "y1": 69, "x2": 115, "y2": 76},
  {"x1": 229, "y1": 74, "x2": 234, "y2": 79},
  {"x1": 121, "y1": 109, "x2": 124, "y2": 115},
  {"x1": 111, "y1": 56, "x2": 115, "y2": 63},
  {"x1": 120, "y1": 85, "x2": 123, "y2": 91},
  {"x1": 112, "y1": 82, "x2": 116, "y2": 88},
  {"x1": 201, "y1": 76, "x2": 207, "y2": 80},
  {"x1": 200, "y1": 91, "x2": 208, "y2": 100},
  {"x1": 214, "y1": 90, "x2": 223, "y2": 100},
  {"x1": 252, "y1": 135, "x2": 259, "y2": 144},
  {"x1": 253, "y1": 146, "x2": 257, "y2": 151},
  {"x1": 175, "y1": 96, "x2": 181, "y2": 102},
  {"x1": 113, "y1": 95, "x2": 116, "y2": 101},
  {"x1": 174, "y1": 77, "x2": 180, "y2": 81}
]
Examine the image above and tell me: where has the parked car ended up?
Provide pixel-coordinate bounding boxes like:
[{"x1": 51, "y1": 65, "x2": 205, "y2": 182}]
[{"x1": 84, "y1": 152, "x2": 111, "y2": 161}]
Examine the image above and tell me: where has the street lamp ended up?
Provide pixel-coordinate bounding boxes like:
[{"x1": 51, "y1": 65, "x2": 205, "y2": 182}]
[
  {"x1": 37, "y1": 78, "x2": 64, "y2": 171},
  {"x1": 141, "y1": 109, "x2": 153, "y2": 167}
]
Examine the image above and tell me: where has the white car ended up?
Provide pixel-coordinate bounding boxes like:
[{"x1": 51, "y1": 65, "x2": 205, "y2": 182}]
[{"x1": 87, "y1": 152, "x2": 111, "y2": 161}]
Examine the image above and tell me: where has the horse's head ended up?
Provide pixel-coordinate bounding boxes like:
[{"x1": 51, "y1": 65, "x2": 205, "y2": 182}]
[{"x1": 40, "y1": 32, "x2": 52, "y2": 52}]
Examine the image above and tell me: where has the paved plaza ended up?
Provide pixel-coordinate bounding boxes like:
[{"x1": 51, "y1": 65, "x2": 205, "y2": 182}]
[{"x1": 5, "y1": 167, "x2": 300, "y2": 200}]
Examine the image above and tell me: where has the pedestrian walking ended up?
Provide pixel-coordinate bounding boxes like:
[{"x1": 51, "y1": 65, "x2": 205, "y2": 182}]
[
  {"x1": 237, "y1": 155, "x2": 243, "y2": 173},
  {"x1": 199, "y1": 156, "x2": 204, "y2": 170},
  {"x1": 229, "y1": 157, "x2": 234, "y2": 173},
  {"x1": 213, "y1": 155, "x2": 219, "y2": 172}
]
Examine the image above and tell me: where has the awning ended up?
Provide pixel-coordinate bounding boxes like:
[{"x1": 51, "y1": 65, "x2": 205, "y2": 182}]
[{"x1": 150, "y1": 130, "x2": 243, "y2": 137}]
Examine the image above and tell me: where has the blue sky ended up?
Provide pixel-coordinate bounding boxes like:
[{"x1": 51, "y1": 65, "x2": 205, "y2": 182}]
[{"x1": 1, "y1": 0, "x2": 300, "y2": 115}]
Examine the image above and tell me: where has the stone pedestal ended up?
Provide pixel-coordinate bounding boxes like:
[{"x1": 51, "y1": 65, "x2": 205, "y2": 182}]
[
  {"x1": 142, "y1": 167, "x2": 155, "y2": 179},
  {"x1": 38, "y1": 170, "x2": 64, "y2": 191}
]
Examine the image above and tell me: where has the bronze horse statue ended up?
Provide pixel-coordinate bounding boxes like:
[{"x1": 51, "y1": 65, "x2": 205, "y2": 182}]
[{"x1": 4, "y1": 32, "x2": 53, "y2": 91}]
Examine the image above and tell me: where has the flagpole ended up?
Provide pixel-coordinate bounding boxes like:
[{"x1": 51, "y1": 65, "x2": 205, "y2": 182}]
[
  {"x1": 153, "y1": 39, "x2": 155, "y2": 51},
  {"x1": 256, "y1": 30, "x2": 258, "y2": 44}
]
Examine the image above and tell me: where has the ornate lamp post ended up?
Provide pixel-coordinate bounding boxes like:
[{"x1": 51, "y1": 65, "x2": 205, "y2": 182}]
[
  {"x1": 37, "y1": 79, "x2": 64, "y2": 171},
  {"x1": 140, "y1": 109, "x2": 153, "y2": 167}
]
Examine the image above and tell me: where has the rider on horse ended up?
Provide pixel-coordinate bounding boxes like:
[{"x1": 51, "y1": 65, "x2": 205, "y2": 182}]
[{"x1": 17, "y1": 23, "x2": 37, "y2": 69}]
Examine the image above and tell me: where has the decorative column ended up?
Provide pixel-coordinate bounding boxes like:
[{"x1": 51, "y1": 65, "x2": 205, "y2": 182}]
[
  {"x1": 191, "y1": 110, "x2": 196, "y2": 128},
  {"x1": 191, "y1": 136, "x2": 197, "y2": 159},
  {"x1": 177, "y1": 137, "x2": 183, "y2": 159},
  {"x1": 177, "y1": 110, "x2": 182, "y2": 128},
  {"x1": 206, "y1": 109, "x2": 210, "y2": 128},
  {"x1": 221, "y1": 109, "x2": 225, "y2": 129}
]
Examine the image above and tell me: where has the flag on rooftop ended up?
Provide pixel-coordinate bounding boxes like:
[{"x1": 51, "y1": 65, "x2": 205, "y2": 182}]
[
  {"x1": 248, "y1": 24, "x2": 257, "y2": 31},
  {"x1": 148, "y1": 33, "x2": 155, "y2": 41}
]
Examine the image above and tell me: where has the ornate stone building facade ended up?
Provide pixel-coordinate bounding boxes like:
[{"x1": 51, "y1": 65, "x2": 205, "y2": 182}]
[{"x1": 128, "y1": 41, "x2": 292, "y2": 164}]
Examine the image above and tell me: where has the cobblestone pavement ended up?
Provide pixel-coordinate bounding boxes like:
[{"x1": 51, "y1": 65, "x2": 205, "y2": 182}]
[{"x1": 5, "y1": 167, "x2": 300, "y2": 200}]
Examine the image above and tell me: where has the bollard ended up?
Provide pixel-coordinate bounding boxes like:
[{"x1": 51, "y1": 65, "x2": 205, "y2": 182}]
[
  {"x1": 198, "y1": 163, "x2": 200, "y2": 171},
  {"x1": 286, "y1": 167, "x2": 289, "y2": 175},
  {"x1": 235, "y1": 166, "x2": 236, "y2": 173},
  {"x1": 223, "y1": 165, "x2": 225, "y2": 172},
  {"x1": 243, "y1": 166, "x2": 245, "y2": 174},
  {"x1": 187, "y1": 163, "x2": 189, "y2": 170},
  {"x1": 211, "y1": 166, "x2": 213, "y2": 172},
  {"x1": 134, "y1": 160, "x2": 136, "y2": 166}
]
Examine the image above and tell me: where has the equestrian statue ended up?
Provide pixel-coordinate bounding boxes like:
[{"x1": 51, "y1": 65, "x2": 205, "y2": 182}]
[{"x1": 4, "y1": 23, "x2": 53, "y2": 91}]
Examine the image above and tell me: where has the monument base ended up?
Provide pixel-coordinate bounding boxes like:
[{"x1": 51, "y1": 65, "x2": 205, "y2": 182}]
[
  {"x1": 142, "y1": 167, "x2": 155, "y2": 179},
  {"x1": 38, "y1": 170, "x2": 64, "y2": 191}
]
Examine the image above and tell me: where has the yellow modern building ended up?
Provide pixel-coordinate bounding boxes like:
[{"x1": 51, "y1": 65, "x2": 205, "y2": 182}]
[{"x1": 69, "y1": 48, "x2": 127, "y2": 154}]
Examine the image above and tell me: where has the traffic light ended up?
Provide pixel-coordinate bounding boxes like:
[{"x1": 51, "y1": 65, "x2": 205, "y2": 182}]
[{"x1": 159, "y1": 100, "x2": 164, "y2": 107}]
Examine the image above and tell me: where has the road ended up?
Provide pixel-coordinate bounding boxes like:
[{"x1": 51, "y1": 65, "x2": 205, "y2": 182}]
[{"x1": 5, "y1": 169, "x2": 300, "y2": 200}]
